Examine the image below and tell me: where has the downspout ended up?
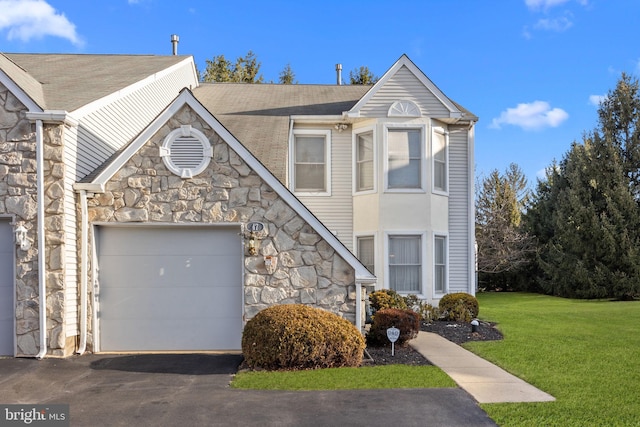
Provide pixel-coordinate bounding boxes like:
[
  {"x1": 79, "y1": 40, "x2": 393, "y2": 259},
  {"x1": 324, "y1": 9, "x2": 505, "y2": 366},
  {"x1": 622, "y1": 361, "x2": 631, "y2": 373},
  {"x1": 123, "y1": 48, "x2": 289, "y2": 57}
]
[
  {"x1": 287, "y1": 118, "x2": 294, "y2": 185},
  {"x1": 76, "y1": 190, "x2": 88, "y2": 354},
  {"x1": 35, "y1": 119, "x2": 47, "y2": 359},
  {"x1": 355, "y1": 281, "x2": 362, "y2": 332},
  {"x1": 468, "y1": 121, "x2": 476, "y2": 294}
]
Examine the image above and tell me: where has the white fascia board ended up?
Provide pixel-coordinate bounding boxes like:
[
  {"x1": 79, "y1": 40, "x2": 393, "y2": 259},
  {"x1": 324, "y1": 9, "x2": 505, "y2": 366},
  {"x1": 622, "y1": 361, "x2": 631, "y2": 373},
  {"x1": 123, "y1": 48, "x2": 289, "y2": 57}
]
[
  {"x1": 0, "y1": 71, "x2": 43, "y2": 112},
  {"x1": 70, "y1": 57, "x2": 198, "y2": 118},
  {"x1": 289, "y1": 115, "x2": 345, "y2": 123},
  {"x1": 73, "y1": 183, "x2": 105, "y2": 193},
  {"x1": 26, "y1": 111, "x2": 79, "y2": 127},
  {"x1": 87, "y1": 89, "x2": 376, "y2": 281},
  {"x1": 347, "y1": 55, "x2": 461, "y2": 118}
]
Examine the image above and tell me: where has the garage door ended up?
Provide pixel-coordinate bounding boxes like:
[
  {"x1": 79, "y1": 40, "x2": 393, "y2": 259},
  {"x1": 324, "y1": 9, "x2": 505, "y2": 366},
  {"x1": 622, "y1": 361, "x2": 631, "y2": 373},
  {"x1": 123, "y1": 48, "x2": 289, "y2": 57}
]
[
  {"x1": 0, "y1": 219, "x2": 14, "y2": 356},
  {"x1": 97, "y1": 226, "x2": 243, "y2": 352}
]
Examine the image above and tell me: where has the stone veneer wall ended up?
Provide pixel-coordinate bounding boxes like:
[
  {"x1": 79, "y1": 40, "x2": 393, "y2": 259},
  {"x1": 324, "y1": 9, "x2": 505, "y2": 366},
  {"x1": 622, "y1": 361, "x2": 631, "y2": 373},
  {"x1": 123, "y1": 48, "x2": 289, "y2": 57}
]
[
  {"x1": 85, "y1": 105, "x2": 356, "y2": 347},
  {"x1": 0, "y1": 83, "x2": 68, "y2": 356}
]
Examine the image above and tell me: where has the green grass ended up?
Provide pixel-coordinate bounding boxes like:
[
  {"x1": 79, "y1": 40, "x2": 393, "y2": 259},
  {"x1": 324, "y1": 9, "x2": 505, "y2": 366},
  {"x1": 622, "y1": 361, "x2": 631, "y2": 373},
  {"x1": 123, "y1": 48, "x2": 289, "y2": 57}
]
[
  {"x1": 470, "y1": 292, "x2": 640, "y2": 427},
  {"x1": 232, "y1": 364, "x2": 455, "y2": 390},
  {"x1": 232, "y1": 293, "x2": 640, "y2": 426}
]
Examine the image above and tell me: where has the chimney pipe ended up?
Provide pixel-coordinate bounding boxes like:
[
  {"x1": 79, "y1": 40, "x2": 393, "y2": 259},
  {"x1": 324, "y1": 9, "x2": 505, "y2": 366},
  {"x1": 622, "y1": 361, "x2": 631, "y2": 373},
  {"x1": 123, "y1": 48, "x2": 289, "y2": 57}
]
[
  {"x1": 336, "y1": 63, "x2": 342, "y2": 85},
  {"x1": 171, "y1": 34, "x2": 179, "y2": 55}
]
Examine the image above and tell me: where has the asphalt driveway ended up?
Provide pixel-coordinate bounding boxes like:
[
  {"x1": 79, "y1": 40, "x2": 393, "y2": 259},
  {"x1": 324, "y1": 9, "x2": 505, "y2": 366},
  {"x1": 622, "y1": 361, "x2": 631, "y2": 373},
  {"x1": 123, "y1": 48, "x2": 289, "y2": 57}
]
[{"x1": 0, "y1": 354, "x2": 497, "y2": 426}]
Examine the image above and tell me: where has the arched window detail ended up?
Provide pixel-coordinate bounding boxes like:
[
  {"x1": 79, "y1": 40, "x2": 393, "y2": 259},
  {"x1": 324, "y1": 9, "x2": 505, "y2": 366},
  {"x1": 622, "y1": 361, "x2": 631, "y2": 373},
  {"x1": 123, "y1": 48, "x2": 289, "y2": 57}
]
[{"x1": 388, "y1": 100, "x2": 421, "y2": 117}]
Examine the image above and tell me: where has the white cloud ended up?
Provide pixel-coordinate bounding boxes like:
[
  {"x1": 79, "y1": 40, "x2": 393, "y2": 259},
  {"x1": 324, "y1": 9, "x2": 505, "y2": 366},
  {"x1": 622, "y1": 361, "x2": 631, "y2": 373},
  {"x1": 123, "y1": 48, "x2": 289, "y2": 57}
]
[
  {"x1": 525, "y1": 0, "x2": 571, "y2": 11},
  {"x1": 589, "y1": 95, "x2": 606, "y2": 106},
  {"x1": 0, "y1": 0, "x2": 83, "y2": 46},
  {"x1": 490, "y1": 101, "x2": 569, "y2": 131},
  {"x1": 525, "y1": 0, "x2": 587, "y2": 10},
  {"x1": 534, "y1": 16, "x2": 573, "y2": 31}
]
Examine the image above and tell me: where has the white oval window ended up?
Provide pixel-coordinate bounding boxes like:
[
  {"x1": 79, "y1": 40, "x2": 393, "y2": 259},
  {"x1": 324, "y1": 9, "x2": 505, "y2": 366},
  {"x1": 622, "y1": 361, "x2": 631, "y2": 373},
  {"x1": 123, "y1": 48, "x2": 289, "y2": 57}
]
[{"x1": 160, "y1": 125, "x2": 212, "y2": 178}]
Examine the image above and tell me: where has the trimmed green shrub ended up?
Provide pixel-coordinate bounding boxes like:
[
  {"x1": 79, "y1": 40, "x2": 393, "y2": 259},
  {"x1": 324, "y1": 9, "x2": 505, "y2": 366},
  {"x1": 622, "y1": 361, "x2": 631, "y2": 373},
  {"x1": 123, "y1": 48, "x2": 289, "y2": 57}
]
[
  {"x1": 366, "y1": 308, "x2": 420, "y2": 347},
  {"x1": 438, "y1": 293, "x2": 479, "y2": 321},
  {"x1": 369, "y1": 289, "x2": 407, "y2": 312},
  {"x1": 403, "y1": 294, "x2": 439, "y2": 323},
  {"x1": 241, "y1": 304, "x2": 365, "y2": 371}
]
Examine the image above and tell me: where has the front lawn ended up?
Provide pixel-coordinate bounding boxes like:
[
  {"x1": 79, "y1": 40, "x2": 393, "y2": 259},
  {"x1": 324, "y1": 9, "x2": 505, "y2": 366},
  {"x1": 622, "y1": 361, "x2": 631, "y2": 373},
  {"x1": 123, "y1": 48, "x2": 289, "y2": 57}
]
[
  {"x1": 232, "y1": 364, "x2": 455, "y2": 390},
  {"x1": 471, "y1": 292, "x2": 640, "y2": 427}
]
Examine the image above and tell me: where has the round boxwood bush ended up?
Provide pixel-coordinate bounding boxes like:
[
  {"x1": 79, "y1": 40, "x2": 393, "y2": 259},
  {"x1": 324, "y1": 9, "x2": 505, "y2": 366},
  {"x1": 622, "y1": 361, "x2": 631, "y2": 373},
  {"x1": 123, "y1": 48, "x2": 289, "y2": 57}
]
[
  {"x1": 366, "y1": 308, "x2": 420, "y2": 347},
  {"x1": 438, "y1": 292, "x2": 479, "y2": 321},
  {"x1": 241, "y1": 304, "x2": 365, "y2": 370}
]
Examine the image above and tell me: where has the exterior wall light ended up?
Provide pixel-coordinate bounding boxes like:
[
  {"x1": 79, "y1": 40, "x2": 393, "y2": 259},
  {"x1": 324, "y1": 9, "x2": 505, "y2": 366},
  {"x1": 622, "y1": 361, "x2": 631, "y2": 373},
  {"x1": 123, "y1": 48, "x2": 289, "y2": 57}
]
[
  {"x1": 15, "y1": 224, "x2": 32, "y2": 251},
  {"x1": 248, "y1": 234, "x2": 258, "y2": 256}
]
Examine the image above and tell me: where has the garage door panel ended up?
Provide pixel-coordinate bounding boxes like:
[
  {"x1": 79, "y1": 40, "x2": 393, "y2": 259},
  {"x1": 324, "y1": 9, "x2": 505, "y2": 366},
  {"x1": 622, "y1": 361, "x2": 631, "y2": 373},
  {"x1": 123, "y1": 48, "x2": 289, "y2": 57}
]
[
  {"x1": 101, "y1": 318, "x2": 242, "y2": 351},
  {"x1": 0, "y1": 219, "x2": 13, "y2": 355},
  {"x1": 98, "y1": 226, "x2": 242, "y2": 352},
  {"x1": 100, "y1": 286, "x2": 241, "y2": 320},
  {"x1": 99, "y1": 227, "x2": 238, "y2": 256},
  {"x1": 99, "y1": 255, "x2": 240, "y2": 288}
]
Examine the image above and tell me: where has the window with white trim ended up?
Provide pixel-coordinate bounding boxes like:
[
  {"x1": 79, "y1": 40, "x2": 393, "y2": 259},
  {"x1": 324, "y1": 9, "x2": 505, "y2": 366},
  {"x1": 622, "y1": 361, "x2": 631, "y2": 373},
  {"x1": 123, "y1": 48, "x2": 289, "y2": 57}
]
[
  {"x1": 292, "y1": 130, "x2": 331, "y2": 194},
  {"x1": 355, "y1": 131, "x2": 374, "y2": 192},
  {"x1": 357, "y1": 236, "x2": 375, "y2": 274},
  {"x1": 160, "y1": 125, "x2": 212, "y2": 178},
  {"x1": 388, "y1": 235, "x2": 421, "y2": 293},
  {"x1": 434, "y1": 235, "x2": 447, "y2": 294},
  {"x1": 433, "y1": 128, "x2": 447, "y2": 192},
  {"x1": 387, "y1": 128, "x2": 422, "y2": 189}
]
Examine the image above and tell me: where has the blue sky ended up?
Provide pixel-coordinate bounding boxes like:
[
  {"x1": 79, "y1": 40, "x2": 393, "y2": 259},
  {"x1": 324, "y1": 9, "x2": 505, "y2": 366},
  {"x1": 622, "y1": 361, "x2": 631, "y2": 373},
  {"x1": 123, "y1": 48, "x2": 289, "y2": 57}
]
[{"x1": 1, "y1": 0, "x2": 639, "y2": 187}]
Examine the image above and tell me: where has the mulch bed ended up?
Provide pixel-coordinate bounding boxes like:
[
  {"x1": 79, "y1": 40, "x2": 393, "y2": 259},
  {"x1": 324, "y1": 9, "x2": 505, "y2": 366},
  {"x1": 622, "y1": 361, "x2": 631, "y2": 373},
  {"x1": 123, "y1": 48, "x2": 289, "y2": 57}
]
[{"x1": 363, "y1": 320, "x2": 503, "y2": 367}]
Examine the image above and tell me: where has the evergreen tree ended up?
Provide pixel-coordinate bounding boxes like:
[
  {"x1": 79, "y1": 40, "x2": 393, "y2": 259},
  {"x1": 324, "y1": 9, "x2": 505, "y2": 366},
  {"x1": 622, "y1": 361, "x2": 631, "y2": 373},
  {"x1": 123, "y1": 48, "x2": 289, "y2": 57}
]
[
  {"x1": 598, "y1": 73, "x2": 640, "y2": 199},
  {"x1": 201, "y1": 51, "x2": 264, "y2": 83},
  {"x1": 278, "y1": 63, "x2": 297, "y2": 84},
  {"x1": 530, "y1": 135, "x2": 640, "y2": 298},
  {"x1": 476, "y1": 164, "x2": 533, "y2": 286},
  {"x1": 349, "y1": 66, "x2": 378, "y2": 85}
]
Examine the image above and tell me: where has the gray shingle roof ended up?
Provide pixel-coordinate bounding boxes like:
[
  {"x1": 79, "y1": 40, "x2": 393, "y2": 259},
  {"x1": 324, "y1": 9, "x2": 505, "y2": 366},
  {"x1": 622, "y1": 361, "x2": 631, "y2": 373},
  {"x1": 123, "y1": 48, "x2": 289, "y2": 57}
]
[
  {"x1": 193, "y1": 83, "x2": 370, "y2": 182},
  {"x1": 1, "y1": 53, "x2": 190, "y2": 111}
]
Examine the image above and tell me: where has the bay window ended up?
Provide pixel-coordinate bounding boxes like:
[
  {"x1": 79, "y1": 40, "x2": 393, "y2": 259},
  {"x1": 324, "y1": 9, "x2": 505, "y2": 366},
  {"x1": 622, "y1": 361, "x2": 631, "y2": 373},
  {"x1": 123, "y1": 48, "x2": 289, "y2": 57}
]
[{"x1": 387, "y1": 128, "x2": 422, "y2": 189}]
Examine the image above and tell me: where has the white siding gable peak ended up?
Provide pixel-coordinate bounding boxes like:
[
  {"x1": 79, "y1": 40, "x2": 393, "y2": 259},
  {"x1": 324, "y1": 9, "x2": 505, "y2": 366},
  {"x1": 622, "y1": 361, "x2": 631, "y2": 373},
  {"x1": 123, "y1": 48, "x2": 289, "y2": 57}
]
[{"x1": 345, "y1": 54, "x2": 463, "y2": 120}]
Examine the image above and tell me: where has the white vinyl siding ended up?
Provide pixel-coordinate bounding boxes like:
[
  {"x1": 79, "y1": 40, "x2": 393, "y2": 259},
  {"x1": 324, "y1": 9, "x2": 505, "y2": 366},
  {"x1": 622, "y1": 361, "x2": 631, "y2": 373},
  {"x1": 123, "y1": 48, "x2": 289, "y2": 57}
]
[
  {"x1": 355, "y1": 131, "x2": 374, "y2": 192},
  {"x1": 72, "y1": 62, "x2": 196, "y2": 180},
  {"x1": 434, "y1": 235, "x2": 448, "y2": 294},
  {"x1": 386, "y1": 128, "x2": 422, "y2": 190},
  {"x1": 448, "y1": 126, "x2": 472, "y2": 293},
  {"x1": 359, "y1": 66, "x2": 450, "y2": 118},
  {"x1": 295, "y1": 127, "x2": 353, "y2": 250},
  {"x1": 388, "y1": 235, "x2": 422, "y2": 293},
  {"x1": 433, "y1": 128, "x2": 448, "y2": 193},
  {"x1": 62, "y1": 123, "x2": 79, "y2": 337}
]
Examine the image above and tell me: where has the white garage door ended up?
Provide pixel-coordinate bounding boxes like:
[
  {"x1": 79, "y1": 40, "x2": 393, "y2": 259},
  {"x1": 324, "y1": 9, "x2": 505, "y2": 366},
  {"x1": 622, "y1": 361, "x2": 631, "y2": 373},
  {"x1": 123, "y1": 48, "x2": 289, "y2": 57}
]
[
  {"x1": 0, "y1": 219, "x2": 14, "y2": 356},
  {"x1": 97, "y1": 226, "x2": 243, "y2": 352}
]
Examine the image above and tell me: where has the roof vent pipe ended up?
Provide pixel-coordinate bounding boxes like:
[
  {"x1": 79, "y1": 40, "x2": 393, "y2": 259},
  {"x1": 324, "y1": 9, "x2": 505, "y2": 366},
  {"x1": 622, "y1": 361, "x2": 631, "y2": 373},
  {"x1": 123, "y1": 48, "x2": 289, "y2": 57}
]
[
  {"x1": 336, "y1": 63, "x2": 342, "y2": 85},
  {"x1": 171, "y1": 34, "x2": 179, "y2": 55}
]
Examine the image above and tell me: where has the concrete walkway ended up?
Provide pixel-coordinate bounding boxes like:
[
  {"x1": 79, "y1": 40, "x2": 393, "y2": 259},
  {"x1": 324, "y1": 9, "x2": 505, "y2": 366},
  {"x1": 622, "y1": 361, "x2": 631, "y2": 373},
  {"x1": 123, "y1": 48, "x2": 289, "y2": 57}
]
[{"x1": 411, "y1": 332, "x2": 556, "y2": 404}]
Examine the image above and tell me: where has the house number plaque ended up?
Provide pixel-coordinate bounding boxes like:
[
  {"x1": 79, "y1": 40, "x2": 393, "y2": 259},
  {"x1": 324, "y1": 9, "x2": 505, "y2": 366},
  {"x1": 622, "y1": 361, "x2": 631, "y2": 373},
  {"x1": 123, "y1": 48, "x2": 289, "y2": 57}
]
[{"x1": 246, "y1": 222, "x2": 265, "y2": 232}]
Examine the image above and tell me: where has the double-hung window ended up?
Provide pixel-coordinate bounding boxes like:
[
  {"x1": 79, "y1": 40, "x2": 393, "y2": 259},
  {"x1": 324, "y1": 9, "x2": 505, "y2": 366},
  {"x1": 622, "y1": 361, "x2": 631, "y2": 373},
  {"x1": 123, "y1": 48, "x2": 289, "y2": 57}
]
[
  {"x1": 357, "y1": 236, "x2": 375, "y2": 274},
  {"x1": 355, "y1": 131, "x2": 374, "y2": 192},
  {"x1": 388, "y1": 235, "x2": 422, "y2": 293},
  {"x1": 292, "y1": 130, "x2": 331, "y2": 194},
  {"x1": 434, "y1": 235, "x2": 447, "y2": 294},
  {"x1": 432, "y1": 128, "x2": 448, "y2": 193},
  {"x1": 387, "y1": 128, "x2": 422, "y2": 190}
]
